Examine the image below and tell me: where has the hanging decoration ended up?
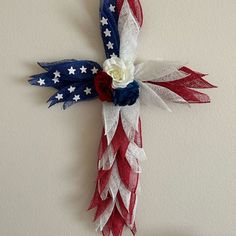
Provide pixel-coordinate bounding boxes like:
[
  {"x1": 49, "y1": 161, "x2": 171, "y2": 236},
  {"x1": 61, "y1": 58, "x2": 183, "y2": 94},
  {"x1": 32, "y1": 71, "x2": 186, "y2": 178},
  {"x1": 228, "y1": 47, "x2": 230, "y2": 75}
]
[{"x1": 28, "y1": 0, "x2": 216, "y2": 235}]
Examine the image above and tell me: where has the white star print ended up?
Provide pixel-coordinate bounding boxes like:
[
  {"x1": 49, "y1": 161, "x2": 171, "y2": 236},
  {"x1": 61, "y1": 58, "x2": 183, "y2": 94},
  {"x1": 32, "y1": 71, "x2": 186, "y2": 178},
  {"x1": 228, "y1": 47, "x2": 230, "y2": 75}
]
[
  {"x1": 84, "y1": 87, "x2": 92, "y2": 95},
  {"x1": 110, "y1": 53, "x2": 117, "y2": 58},
  {"x1": 55, "y1": 93, "x2": 63, "y2": 101},
  {"x1": 37, "y1": 78, "x2": 45, "y2": 86},
  {"x1": 100, "y1": 17, "x2": 108, "y2": 26},
  {"x1": 68, "y1": 67, "x2": 76, "y2": 75},
  {"x1": 104, "y1": 28, "x2": 111, "y2": 37},
  {"x1": 80, "y1": 66, "x2": 87, "y2": 73},
  {"x1": 68, "y1": 86, "x2": 76, "y2": 93},
  {"x1": 53, "y1": 70, "x2": 60, "y2": 78},
  {"x1": 73, "y1": 95, "x2": 81, "y2": 102},
  {"x1": 109, "y1": 4, "x2": 115, "y2": 12},
  {"x1": 106, "y1": 41, "x2": 114, "y2": 50},
  {"x1": 52, "y1": 77, "x2": 59, "y2": 84},
  {"x1": 91, "y1": 67, "x2": 98, "y2": 74}
]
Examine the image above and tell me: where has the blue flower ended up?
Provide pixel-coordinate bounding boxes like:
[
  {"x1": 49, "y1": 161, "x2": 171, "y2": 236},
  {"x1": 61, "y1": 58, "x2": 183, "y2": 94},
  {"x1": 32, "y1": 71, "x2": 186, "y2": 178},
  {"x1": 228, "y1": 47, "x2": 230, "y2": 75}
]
[{"x1": 112, "y1": 81, "x2": 139, "y2": 106}]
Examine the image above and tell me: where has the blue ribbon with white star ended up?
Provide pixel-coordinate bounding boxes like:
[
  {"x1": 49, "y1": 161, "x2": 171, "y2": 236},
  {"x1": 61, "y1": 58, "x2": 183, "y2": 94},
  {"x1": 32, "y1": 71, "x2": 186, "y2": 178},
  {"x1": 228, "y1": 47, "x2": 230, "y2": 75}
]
[
  {"x1": 29, "y1": 60, "x2": 102, "y2": 109},
  {"x1": 100, "y1": 0, "x2": 120, "y2": 59}
]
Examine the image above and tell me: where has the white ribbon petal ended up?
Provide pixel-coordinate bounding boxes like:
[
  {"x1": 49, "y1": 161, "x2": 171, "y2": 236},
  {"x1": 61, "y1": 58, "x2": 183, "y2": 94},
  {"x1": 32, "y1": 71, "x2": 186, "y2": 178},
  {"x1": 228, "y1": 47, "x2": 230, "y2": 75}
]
[
  {"x1": 100, "y1": 162, "x2": 121, "y2": 201},
  {"x1": 103, "y1": 102, "x2": 120, "y2": 144},
  {"x1": 98, "y1": 145, "x2": 116, "y2": 171},
  {"x1": 146, "y1": 83, "x2": 188, "y2": 104},
  {"x1": 139, "y1": 81, "x2": 172, "y2": 112},
  {"x1": 125, "y1": 142, "x2": 146, "y2": 173},
  {"x1": 120, "y1": 100, "x2": 140, "y2": 139},
  {"x1": 108, "y1": 162, "x2": 121, "y2": 200},
  {"x1": 126, "y1": 142, "x2": 146, "y2": 161},
  {"x1": 119, "y1": 182, "x2": 132, "y2": 211},
  {"x1": 118, "y1": 0, "x2": 140, "y2": 62},
  {"x1": 135, "y1": 60, "x2": 186, "y2": 82}
]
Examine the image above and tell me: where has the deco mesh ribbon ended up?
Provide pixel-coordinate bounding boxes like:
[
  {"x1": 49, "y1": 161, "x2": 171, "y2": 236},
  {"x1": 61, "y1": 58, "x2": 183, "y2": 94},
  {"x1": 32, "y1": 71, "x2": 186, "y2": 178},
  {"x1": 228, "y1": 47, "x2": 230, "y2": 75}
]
[{"x1": 28, "y1": 0, "x2": 216, "y2": 235}]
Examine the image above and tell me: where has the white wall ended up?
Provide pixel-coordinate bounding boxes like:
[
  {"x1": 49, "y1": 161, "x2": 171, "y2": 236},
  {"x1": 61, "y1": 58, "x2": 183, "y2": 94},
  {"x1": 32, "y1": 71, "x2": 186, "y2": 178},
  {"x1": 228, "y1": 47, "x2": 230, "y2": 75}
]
[{"x1": 0, "y1": 0, "x2": 235, "y2": 235}]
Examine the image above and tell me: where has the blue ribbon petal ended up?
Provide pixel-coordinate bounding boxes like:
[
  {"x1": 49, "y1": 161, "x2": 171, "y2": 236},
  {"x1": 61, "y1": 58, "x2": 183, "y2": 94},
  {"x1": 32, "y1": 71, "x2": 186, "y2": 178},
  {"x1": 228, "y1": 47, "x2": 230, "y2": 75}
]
[
  {"x1": 37, "y1": 60, "x2": 77, "y2": 71},
  {"x1": 100, "y1": 0, "x2": 120, "y2": 58},
  {"x1": 29, "y1": 72, "x2": 72, "y2": 90},
  {"x1": 48, "y1": 80, "x2": 98, "y2": 109},
  {"x1": 29, "y1": 60, "x2": 101, "y2": 108}
]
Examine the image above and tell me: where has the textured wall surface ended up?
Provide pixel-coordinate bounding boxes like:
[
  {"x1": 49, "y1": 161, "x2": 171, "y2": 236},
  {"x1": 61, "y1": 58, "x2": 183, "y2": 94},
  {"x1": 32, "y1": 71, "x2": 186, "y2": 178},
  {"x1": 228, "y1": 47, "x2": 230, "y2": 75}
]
[{"x1": 0, "y1": 0, "x2": 235, "y2": 235}]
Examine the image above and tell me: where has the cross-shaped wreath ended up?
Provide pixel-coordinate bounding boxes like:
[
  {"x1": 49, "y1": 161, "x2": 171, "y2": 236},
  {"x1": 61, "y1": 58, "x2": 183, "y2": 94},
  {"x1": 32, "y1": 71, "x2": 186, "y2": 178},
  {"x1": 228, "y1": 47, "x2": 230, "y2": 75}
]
[{"x1": 28, "y1": 1, "x2": 216, "y2": 235}]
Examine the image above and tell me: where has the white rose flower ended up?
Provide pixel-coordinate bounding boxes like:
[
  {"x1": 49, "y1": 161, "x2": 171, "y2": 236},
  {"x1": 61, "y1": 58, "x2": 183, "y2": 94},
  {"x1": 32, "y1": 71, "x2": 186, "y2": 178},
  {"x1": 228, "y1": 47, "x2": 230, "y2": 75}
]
[{"x1": 103, "y1": 57, "x2": 135, "y2": 88}]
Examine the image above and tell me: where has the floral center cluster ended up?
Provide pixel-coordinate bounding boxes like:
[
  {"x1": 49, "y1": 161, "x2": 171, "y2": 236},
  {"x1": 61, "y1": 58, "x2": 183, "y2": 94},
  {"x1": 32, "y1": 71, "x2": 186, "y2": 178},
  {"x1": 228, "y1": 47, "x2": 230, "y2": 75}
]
[{"x1": 94, "y1": 57, "x2": 139, "y2": 106}]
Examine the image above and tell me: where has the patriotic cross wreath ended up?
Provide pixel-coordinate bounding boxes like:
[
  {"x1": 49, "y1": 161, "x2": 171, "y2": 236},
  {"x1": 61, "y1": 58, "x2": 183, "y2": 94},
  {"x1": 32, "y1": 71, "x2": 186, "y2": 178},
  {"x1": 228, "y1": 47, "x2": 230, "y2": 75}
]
[{"x1": 28, "y1": 1, "x2": 216, "y2": 235}]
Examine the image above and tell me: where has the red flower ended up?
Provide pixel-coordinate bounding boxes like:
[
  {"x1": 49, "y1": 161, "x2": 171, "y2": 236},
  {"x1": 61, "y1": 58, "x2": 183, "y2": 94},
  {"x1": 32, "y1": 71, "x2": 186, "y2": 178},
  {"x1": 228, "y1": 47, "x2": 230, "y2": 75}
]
[{"x1": 94, "y1": 71, "x2": 113, "y2": 102}]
